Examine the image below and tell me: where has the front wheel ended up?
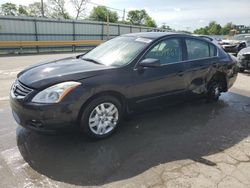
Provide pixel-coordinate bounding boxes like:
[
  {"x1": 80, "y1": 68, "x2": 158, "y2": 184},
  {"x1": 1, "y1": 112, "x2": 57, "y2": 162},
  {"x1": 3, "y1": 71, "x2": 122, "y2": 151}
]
[{"x1": 80, "y1": 95, "x2": 122, "y2": 139}]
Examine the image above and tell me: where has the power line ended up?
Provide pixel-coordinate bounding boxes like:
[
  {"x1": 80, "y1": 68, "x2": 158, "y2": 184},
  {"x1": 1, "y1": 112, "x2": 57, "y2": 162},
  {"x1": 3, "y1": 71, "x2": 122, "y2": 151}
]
[{"x1": 86, "y1": 1, "x2": 127, "y2": 14}]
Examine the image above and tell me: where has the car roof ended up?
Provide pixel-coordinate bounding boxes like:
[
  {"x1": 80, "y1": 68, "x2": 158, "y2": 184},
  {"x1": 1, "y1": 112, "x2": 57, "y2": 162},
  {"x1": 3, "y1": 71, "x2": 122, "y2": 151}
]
[{"x1": 123, "y1": 32, "x2": 186, "y2": 39}]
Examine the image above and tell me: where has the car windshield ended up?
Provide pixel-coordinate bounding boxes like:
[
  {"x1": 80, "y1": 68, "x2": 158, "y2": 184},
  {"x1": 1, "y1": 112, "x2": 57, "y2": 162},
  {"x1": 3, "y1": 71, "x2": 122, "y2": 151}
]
[{"x1": 82, "y1": 36, "x2": 151, "y2": 67}]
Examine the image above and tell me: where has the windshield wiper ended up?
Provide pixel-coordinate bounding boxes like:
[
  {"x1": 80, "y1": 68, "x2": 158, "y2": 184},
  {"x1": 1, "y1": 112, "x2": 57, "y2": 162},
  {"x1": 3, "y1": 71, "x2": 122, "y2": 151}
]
[{"x1": 81, "y1": 57, "x2": 103, "y2": 65}]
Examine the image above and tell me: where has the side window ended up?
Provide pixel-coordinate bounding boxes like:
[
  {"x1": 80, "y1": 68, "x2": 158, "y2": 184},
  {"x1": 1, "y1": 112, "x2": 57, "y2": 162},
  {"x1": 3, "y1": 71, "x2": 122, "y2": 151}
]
[
  {"x1": 144, "y1": 38, "x2": 182, "y2": 65},
  {"x1": 186, "y1": 39, "x2": 210, "y2": 60},
  {"x1": 209, "y1": 43, "x2": 216, "y2": 56}
]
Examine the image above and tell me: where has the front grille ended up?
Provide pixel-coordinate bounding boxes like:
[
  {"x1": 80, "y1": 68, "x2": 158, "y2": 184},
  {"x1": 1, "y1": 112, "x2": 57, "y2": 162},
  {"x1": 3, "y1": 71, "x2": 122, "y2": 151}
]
[
  {"x1": 11, "y1": 81, "x2": 33, "y2": 99},
  {"x1": 243, "y1": 54, "x2": 250, "y2": 60}
]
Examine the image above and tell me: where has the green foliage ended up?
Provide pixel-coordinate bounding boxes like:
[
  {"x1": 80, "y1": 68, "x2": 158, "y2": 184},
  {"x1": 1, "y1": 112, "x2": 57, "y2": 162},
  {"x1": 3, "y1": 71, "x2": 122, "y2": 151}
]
[
  {"x1": 29, "y1": 2, "x2": 45, "y2": 17},
  {"x1": 18, "y1": 5, "x2": 29, "y2": 16},
  {"x1": 207, "y1": 21, "x2": 222, "y2": 35},
  {"x1": 0, "y1": 1, "x2": 159, "y2": 28},
  {"x1": 127, "y1": 9, "x2": 157, "y2": 27},
  {"x1": 0, "y1": 3, "x2": 32, "y2": 17},
  {"x1": 160, "y1": 24, "x2": 172, "y2": 30},
  {"x1": 0, "y1": 3, "x2": 18, "y2": 16},
  {"x1": 145, "y1": 16, "x2": 157, "y2": 27},
  {"x1": 194, "y1": 21, "x2": 234, "y2": 35},
  {"x1": 89, "y1": 6, "x2": 118, "y2": 23},
  {"x1": 127, "y1": 9, "x2": 148, "y2": 25},
  {"x1": 0, "y1": 2, "x2": 52, "y2": 18},
  {"x1": 221, "y1": 22, "x2": 234, "y2": 35}
]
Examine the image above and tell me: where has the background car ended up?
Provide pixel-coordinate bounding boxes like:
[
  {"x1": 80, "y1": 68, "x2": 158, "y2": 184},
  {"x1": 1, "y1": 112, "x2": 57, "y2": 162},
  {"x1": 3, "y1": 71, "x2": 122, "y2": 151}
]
[
  {"x1": 219, "y1": 39, "x2": 246, "y2": 55},
  {"x1": 237, "y1": 46, "x2": 250, "y2": 72}
]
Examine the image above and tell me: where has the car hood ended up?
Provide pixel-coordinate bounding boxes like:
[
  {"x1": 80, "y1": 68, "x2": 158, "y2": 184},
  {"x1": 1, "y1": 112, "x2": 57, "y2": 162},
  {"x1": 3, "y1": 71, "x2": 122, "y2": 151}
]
[
  {"x1": 238, "y1": 47, "x2": 250, "y2": 56},
  {"x1": 221, "y1": 39, "x2": 240, "y2": 44},
  {"x1": 18, "y1": 57, "x2": 113, "y2": 89}
]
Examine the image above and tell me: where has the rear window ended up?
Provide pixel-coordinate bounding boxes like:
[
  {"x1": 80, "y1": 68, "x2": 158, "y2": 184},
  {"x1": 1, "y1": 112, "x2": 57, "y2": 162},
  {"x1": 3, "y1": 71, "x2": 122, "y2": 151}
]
[
  {"x1": 209, "y1": 44, "x2": 217, "y2": 56},
  {"x1": 186, "y1": 39, "x2": 210, "y2": 60}
]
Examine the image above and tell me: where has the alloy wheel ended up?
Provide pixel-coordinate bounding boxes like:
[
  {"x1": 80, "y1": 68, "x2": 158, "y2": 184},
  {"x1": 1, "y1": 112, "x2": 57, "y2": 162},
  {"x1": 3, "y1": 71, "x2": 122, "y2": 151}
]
[{"x1": 88, "y1": 102, "x2": 119, "y2": 135}]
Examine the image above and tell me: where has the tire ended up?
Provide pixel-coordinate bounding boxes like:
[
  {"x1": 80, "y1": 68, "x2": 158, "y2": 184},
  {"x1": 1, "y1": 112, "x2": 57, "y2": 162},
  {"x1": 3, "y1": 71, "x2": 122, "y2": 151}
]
[
  {"x1": 80, "y1": 95, "x2": 123, "y2": 139},
  {"x1": 239, "y1": 68, "x2": 245, "y2": 73},
  {"x1": 206, "y1": 80, "x2": 223, "y2": 102}
]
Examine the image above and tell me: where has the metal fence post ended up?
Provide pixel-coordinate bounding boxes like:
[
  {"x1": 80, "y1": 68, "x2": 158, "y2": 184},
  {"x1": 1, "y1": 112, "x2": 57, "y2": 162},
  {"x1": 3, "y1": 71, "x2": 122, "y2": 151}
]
[
  {"x1": 101, "y1": 23, "x2": 104, "y2": 40},
  {"x1": 118, "y1": 24, "x2": 120, "y2": 36},
  {"x1": 72, "y1": 21, "x2": 76, "y2": 52},
  {"x1": 34, "y1": 19, "x2": 39, "y2": 53}
]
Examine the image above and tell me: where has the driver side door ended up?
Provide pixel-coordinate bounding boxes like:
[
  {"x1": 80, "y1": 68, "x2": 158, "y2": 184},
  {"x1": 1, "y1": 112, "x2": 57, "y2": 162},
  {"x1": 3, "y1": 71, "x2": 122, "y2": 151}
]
[{"x1": 130, "y1": 37, "x2": 186, "y2": 103}]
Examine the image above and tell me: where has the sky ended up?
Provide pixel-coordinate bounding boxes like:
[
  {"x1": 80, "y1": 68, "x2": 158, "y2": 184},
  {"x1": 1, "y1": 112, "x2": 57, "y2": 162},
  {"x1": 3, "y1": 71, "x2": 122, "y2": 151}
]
[{"x1": 0, "y1": 0, "x2": 250, "y2": 31}]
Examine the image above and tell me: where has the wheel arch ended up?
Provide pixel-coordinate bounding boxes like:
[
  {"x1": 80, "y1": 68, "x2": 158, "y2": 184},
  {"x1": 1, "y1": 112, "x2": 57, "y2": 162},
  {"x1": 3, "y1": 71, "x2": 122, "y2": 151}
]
[
  {"x1": 77, "y1": 90, "x2": 127, "y2": 122},
  {"x1": 207, "y1": 71, "x2": 228, "y2": 92}
]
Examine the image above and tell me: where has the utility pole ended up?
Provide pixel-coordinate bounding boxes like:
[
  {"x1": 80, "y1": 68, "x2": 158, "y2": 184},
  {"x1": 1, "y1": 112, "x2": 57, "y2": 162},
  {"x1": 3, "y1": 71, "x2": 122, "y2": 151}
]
[
  {"x1": 122, "y1": 9, "x2": 125, "y2": 22},
  {"x1": 41, "y1": 0, "x2": 45, "y2": 17}
]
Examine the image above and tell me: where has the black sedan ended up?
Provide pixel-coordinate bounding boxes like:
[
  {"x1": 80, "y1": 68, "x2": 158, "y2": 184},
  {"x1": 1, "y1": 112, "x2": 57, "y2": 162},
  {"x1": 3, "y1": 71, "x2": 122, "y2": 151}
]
[{"x1": 10, "y1": 32, "x2": 238, "y2": 139}]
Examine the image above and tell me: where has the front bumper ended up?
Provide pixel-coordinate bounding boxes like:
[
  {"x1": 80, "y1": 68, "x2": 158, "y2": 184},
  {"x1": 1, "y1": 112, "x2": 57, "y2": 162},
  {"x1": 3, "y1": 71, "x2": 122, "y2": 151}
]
[
  {"x1": 10, "y1": 96, "x2": 80, "y2": 132},
  {"x1": 238, "y1": 59, "x2": 250, "y2": 69}
]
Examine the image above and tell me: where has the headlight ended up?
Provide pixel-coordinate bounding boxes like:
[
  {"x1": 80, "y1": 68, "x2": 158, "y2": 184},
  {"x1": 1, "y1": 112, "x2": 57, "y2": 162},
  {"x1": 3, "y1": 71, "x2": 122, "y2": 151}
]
[{"x1": 32, "y1": 81, "x2": 81, "y2": 103}]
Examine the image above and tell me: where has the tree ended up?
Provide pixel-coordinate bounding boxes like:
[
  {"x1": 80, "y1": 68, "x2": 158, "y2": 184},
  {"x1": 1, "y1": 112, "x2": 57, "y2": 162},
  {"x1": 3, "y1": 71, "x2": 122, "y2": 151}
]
[
  {"x1": 127, "y1": 9, "x2": 148, "y2": 25},
  {"x1": 89, "y1": 6, "x2": 118, "y2": 23},
  {"x1": 221, "y1": 22, "x2": 234, "y2": 35},
  {"x1": 70, "y1": 0, "x2": 88, "y2": 19},
  {"x1": 0, "y1": 3, "x2": 18, "y2": 16},
  {"x1": 207, "y1": 21, "x2": 222, "y2": 35},
  {"x1": 127, "y1": 9, "x2": 156, "y2": 27},
  {"x1": 48, "y1": 0, "x2": 70, "y2": 19},
  {"x1": 194, "y1": 27, "x2": 208, "y2": 35},
  {"x1": 29, "y1": 2, "x2": 43, "y2": 17},
  {"x1": 161, "y1": 24, "x2": 167, "y2": 29},
  {"x1": 18, "y1": 5, "x2": 29, "y2": 16},
  {"x1": 160, "y1": 24, "x2": 172, "y2": 30},
  {"x1": 145, "y1": 16, "x2": 157, "y2": 27},
  {"x1": 28, "y1": 2, "x2": 51, "y2": 17},
  {"x1": 193, "y1": 21, "x2": 232, "y2": 35}
]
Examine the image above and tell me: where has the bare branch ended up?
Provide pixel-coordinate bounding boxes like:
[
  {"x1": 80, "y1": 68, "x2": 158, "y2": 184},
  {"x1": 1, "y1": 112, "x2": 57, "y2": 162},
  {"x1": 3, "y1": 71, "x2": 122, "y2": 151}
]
[{"x1": 70, "y1": 0, "x2": 88, "y2": 19}]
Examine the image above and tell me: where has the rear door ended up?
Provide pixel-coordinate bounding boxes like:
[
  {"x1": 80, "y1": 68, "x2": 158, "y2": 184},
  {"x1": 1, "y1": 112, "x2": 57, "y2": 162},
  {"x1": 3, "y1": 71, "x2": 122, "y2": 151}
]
[{"x1": 183, "y1": 38, "x2": 218, "y2": 94}]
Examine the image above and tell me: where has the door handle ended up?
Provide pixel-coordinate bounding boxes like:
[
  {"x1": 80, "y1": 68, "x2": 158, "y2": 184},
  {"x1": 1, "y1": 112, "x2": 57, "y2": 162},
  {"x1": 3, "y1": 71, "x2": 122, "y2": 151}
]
[{"x1": 177, "y1": 71, "x2": 184, "y2": 76}]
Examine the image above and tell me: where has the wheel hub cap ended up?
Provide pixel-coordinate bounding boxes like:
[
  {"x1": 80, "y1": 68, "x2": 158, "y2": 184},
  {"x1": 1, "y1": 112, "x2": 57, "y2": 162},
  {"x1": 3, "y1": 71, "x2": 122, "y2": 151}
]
[{"x1": 88, "y1": 103, "x2": 119, "y2": 135}]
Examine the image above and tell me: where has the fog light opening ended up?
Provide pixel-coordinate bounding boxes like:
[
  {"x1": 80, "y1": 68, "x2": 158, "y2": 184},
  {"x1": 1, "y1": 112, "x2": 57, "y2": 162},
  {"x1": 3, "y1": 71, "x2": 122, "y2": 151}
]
[{"x1": 29, "y1": 120, "x2": 44, "y2": 128}]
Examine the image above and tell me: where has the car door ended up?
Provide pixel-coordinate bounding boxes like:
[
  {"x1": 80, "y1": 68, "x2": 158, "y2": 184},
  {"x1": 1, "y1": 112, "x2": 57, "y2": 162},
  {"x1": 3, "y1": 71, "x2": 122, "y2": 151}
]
[
  {"x1": 182, "y1": 38, "x2": 218, "y2": 94},
  {"x1": 129, "y1": 37, "x2": 186, "y2": 103}
]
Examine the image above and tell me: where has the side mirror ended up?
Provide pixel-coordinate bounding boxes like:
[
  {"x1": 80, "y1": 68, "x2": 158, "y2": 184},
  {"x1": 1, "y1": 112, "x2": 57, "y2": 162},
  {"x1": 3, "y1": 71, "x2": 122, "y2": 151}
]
[{"x1": 139, "y1": 58, "x2": 161, "y2": 68}]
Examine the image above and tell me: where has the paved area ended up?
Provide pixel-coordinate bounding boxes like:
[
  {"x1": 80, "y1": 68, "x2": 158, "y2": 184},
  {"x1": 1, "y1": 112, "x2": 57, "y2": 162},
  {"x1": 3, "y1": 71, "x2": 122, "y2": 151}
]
[{"x1": 0, "y1": 53, "x2": 250, "y2": 188}]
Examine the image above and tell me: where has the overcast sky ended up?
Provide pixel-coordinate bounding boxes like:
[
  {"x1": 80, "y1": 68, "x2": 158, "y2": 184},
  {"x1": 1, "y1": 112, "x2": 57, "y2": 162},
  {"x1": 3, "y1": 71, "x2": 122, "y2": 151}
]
[{"x1": 0, "y1": 0, "x2": 249, "y2": 31}]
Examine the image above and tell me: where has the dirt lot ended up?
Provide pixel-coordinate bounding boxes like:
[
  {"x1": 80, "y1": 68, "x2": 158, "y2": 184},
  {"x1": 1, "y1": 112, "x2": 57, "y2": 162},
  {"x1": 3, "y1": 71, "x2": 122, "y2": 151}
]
[{"x1": 0, "y1": 53, "x2": 250, "y2": 188}]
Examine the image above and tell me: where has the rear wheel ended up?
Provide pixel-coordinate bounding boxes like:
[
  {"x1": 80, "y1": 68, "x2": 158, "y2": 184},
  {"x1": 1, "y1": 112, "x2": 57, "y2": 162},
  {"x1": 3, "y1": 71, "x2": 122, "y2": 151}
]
[
  {"x1": 239, "y1": 68, "x2": 245, "y2": 73},
  {"x1": 206, "y1": 80, "x2": 223, "y2": 102},
  {"x1": 80, "y1": 95, "x2": 122, "y2": 139}
]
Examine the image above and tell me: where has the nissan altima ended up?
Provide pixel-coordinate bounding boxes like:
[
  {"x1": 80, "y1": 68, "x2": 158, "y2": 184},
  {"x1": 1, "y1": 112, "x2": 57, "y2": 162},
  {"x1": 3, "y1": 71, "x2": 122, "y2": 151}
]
[{"x1": 10, "y1": 32, "x2": 238, "y2": 139}]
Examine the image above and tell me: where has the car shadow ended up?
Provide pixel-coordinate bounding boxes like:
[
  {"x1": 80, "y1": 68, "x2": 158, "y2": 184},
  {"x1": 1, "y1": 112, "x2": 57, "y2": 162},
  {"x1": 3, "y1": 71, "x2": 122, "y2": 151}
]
[{"x1": 16, "y1": 92, "x2": 250, "y2": 186}]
